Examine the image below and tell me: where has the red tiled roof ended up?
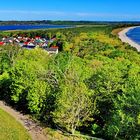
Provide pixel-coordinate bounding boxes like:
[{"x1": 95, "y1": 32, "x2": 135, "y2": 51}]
[
  {"x1": 24, "y1": 42, "x2": 29, "y2": 45},
  {"x1": 0, "y1": 42, "x2": 4, "y2": 45},
  {"x1": 51, "y1": 46, "x2": 59, "y2": 49},
  {"x1": 35, "y1": 36, "x2": 40, "y2": 38}
]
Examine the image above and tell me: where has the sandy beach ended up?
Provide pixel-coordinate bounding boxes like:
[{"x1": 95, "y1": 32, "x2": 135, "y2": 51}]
[{"x1": 118, "y1": 26, "x2": 140, "y2": 51}]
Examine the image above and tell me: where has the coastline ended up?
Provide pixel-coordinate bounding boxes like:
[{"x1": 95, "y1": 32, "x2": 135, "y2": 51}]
[{"x1": 118, "y1": 26, "x2": 140, "y2": 51}]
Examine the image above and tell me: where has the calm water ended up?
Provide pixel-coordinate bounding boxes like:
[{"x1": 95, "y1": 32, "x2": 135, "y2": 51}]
[
  {"x1": 126, "y1": 27, "x2": 140, "y2": 45},
  {"x1": 0, "y1": 25, "x2": 72, "y2": 31}
]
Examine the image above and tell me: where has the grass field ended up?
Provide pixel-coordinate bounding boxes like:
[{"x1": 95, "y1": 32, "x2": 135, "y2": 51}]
[{"x1": 0, "y1": 108, "x2": 31, "y2": 140}]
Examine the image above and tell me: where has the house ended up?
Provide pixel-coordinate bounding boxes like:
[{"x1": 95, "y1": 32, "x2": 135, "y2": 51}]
[
  {"x1": 0, "y1": 42, "x2": 5, "y2": 45},
  {"x1": 46, "y1": 46, "x2": 59, "y2": 54},
  {"x1": 23, "y1": 42, "x2": 35, "y2": 48},
  {"x1": 14, "y1": 38, "x2": 20, "y2": 43},
  {"x1": 0, "y1": 35, "x2": 59, "y2": 54},
  {"x1": 41, "y1": 42, "x2": 48, "y2": 48},
  {"x1": 35, "y1": 36, "x2": 41, "y2": 39},
  {"x1": 19, "y1": 43, "x2": 24, "y2": 47}
]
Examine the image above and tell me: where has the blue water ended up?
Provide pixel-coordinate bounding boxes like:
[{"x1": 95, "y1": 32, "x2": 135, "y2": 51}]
[
  {"x1": 0, "y1": 25, "x2": 72, "y2": 31},
  {"x1": 126, "y1": 27, "x2": 140, "y2": 45}
]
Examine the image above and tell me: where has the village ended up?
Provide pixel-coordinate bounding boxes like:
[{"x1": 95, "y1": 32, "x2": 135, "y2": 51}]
[{"x1": 0, "y1": 35, "x2": 59, "y2": 54}]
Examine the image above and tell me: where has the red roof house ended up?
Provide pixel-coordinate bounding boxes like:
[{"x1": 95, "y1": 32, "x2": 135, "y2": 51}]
[{"x1": 0, "y1": 42, "x2": 4, "y2": 45}]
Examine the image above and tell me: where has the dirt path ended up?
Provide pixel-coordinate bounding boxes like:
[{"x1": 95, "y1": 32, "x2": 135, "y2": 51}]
[{"x1": 0, "y1": 101, "x2": 47, "y2": 140}]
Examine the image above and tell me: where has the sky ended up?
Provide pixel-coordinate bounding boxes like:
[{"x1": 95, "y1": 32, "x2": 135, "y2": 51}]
[{"x1": 0, "y1": 0, "x2": 140, "y2": 21}]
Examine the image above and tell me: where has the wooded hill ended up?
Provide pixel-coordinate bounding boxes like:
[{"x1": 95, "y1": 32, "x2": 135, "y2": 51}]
[{"x1": 0, "y1": 25, "x2": 140, "y2": 140}]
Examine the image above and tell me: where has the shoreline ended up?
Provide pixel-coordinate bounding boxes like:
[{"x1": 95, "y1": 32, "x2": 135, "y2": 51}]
[{"x1": 118, "y1": 26, "x2": 140, "y2": 52}]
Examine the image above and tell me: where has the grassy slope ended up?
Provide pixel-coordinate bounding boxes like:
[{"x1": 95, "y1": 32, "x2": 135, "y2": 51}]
[
  {"x1": 111, "y1": 27, "x2": 126, "y2": 35},
  {"x1": 0, "y1": 108, "x2": 31, "y2": 140}
]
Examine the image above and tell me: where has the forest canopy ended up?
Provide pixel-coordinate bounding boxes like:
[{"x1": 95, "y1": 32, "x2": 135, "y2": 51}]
[{"x1": 0, "y1": 25, "x2": 140, "y2": 140}]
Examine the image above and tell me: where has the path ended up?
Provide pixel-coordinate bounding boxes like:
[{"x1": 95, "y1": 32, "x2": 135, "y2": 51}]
[{"x1": 0, "y1": 101, "x2": 47, "y2": 140}]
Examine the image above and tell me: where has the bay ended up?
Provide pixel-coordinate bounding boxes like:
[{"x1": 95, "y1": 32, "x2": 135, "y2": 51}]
[
  {"x1": 126, "y1": 27, "x2": 140, "y2": 45},
  {"x1": 0, "y1": 25, "x2": 72, "y2": 31}
]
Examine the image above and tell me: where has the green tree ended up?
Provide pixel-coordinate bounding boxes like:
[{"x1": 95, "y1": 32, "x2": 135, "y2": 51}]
[
  {"x1": 0, "y1": 45, "x2": 22, "y2": 73},
  {"x1": 52, "y1": 56, "x2": 93, "y2": 134},
  {"x1": 10, "y1": 48, "x2": 49, "y2": 113}
]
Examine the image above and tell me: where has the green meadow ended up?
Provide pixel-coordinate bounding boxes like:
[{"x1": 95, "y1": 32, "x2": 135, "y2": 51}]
[{"x1": 0, "y1": 108, "x2": 31, "y2": 140}]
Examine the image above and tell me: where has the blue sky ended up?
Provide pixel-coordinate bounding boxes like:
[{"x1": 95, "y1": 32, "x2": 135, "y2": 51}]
[{"x1": 0, "y1": 0, "x2": 140, "y2": 21}]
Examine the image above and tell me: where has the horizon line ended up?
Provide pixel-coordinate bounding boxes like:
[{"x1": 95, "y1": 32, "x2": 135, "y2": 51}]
[{"x1": 1, "y1": 20, "x2": 140, "y2": 22}]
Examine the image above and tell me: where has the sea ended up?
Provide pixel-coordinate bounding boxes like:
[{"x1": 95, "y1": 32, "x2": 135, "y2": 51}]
[
  {"x1": 126, "y1": 27, "x2": 140, "y2": 45},
  {"x1": 0, "y1": 25, "x2": 72, "y2": 31}
]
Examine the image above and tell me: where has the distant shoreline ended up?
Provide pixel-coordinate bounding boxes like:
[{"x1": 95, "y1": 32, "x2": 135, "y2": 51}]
[{"x1": 118, "y1": 26, "x2": 140, "y2": 51}]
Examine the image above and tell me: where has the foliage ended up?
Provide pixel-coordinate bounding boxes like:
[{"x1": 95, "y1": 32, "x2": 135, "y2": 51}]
[
  {"x1": 53, "y1": 57, "x2": 93, "y2": 134},
  {"x1": 0, "y1": 25, "x2": 140, "y2": 139},
  {"x1": 9, "y1": 48, "x2": 49, "y2": 113}
]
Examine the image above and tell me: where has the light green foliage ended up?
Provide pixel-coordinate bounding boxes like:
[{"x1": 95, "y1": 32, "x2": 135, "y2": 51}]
[
  {"x1": 138, "y1": 114, "x2": 140, "y2": 125},
  {"x1": 0, "y1": 45, "x2": 22, "y2": 73},
  {"x1": 102, "y1": 63, "x2": 140, "y2": 140},
  {"x1": 0, "y1": 25, "x2": 140, "y2": 140},
  {"x1": 0, "y1": 72, "x2": 9, "y2": 86},
  {"x1": 10, "y1": 48, "x2": 49, "y2": 113},
  {"x1": 0, "y1": 72, "x2": 10, "y2": 100},
  {"x1": 53, "y1": 82, "x2": 92, "y2": 134},
  {"x1": 27, "y1": 80, "x2": 47, "y2": 113},
  {"x1": 88, "y1": 61, "x2": 123, "y2": 100},
  {"x1": 53, "y1": 57, "x2": 93, "y2": 134}
]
